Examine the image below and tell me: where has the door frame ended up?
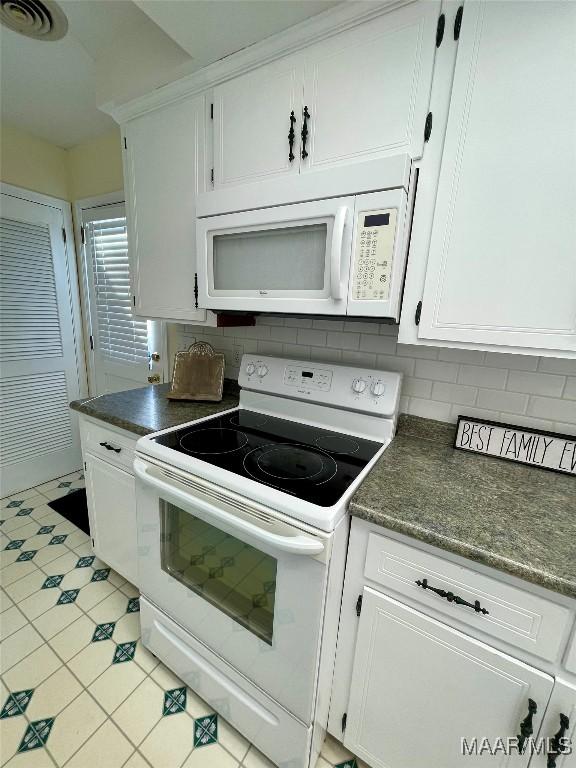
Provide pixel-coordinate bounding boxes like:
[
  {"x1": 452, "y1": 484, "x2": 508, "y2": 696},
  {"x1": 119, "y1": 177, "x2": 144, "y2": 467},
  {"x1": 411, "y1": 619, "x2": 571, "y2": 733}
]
[
  {"x1": 1, "y1": 182, "x2": 88, "y2": 402},
  {"x1": 73, "y1": 192, "x2": 168, "y2": 395}
]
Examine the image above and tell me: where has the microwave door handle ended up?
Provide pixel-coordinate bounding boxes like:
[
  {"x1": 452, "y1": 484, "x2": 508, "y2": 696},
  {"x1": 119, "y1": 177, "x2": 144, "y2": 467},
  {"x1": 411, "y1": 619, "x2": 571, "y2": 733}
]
[
  {"x1": 133, "y1": 458, "x2": 324, "y2": 556},
  {"x1": 330, "y1": 206, "x2": 348, "y2": 300}
]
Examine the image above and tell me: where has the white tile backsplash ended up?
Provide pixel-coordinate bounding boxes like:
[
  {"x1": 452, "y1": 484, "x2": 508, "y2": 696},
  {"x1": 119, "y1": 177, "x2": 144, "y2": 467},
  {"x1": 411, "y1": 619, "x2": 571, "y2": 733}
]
[{"x1": 169, "y1": 318, "x2": 576, "y2": 434}]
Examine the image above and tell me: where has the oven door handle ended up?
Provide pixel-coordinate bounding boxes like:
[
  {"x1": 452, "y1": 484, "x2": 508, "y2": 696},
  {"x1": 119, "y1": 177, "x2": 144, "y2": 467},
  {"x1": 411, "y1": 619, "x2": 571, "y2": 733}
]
[
  {"x1": 330, "y1": 206, "x2": 348, "y2": 301},
  {"x1": 134, "y1": 458, "x2": 325, "y2": 556}
]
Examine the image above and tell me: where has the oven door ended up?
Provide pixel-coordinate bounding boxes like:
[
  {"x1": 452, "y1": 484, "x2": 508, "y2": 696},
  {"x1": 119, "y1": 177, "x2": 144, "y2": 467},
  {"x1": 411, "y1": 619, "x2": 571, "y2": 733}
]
[
  {"x1": 134, "y1": 456, "x2": 331, "y2": 723},
  {"x1": 196, "y1": 196, "x2": 354, "y2": 315}
]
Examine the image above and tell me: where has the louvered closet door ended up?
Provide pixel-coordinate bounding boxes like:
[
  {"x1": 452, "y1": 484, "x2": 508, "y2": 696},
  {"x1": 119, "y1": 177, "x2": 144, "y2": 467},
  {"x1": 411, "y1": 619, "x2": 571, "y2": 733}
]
[
  {"x1": 82, "y1": 203, "x2": 160, "y2": 395},
  {"x1": 0, "y1": 193, "x2": 83, "y2": 495}
]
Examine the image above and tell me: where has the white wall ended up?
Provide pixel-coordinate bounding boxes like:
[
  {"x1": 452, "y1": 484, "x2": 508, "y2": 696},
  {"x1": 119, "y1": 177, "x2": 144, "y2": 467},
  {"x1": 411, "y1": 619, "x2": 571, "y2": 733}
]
[{"x1": 169, "y1": 317, "x2": 576, "y2": 436}]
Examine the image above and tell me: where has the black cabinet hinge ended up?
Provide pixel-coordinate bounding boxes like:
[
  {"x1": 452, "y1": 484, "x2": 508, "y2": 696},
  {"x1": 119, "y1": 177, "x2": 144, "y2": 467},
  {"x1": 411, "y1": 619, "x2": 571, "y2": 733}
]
[
  {"x1": 133, "y1": 295, "x2": 136, "y2": 308},
  {"x1": 415, "y1": 300, "x2": 422, "y2": 325},
  {"x1": 210, "y1": 103, "x2": 214, "y2": 119},
  {"x1": 84, "y1": 461, "x2": 87, "y2": 470},
  {"x1": 194, "y1": 272, "x2": 199, "y2": 309},
  {"x1": 454, "y1": 6, "x2": 463, "y2": 40},
  {"x1": 355, "y1": 594, "x2": 363, "y2": 617},
  {"x1": 80, "y1": 225, "x2": 85, "y2": 244},
  {"x1": 123, "y1": 136, "x2": 127, "y2": 150},
  {"x1": 341, "y1": 712, "x2": 347, "y2": 733},
  {"x1": 62, "y1": 227, "x2": 67, "y2": 243},
  {"x1": 436, "y1": 13, "x2": 445, "y2": 47},
  {"x1": 89, "y1": 334, "x2": 94, "y2": 350},
  {"x1": 424, "y1": 112, "x2": 433, "y2": 142},
  {"x1": 210, "y1": 168, "x2": 214, "y2": 185}
]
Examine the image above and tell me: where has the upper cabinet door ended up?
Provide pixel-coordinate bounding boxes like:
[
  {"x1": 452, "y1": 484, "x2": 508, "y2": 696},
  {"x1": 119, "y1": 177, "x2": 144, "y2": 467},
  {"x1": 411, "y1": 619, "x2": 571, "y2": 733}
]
[
  {"x1": 418, "y1": 1, "x2": 576, "y2": 355},
  {"x1": 124, "y1": 95, "x2": 208, "y2": 322},
  {"x1": 345, "y1": 588, "x2": 554, "y2": 768},
  {"x1": 213, "y1": 55, "x2": 303, "y2": 188},
  {"x1": 301, "y1": 1, "x2": 440, "y2": 174}
]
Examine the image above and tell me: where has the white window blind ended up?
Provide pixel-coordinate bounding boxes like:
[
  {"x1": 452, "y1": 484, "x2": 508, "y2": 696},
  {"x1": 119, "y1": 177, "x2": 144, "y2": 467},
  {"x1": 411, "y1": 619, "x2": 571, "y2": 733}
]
[{"x1": 84, "y1": 213, "x2": 149, "y2": 364}]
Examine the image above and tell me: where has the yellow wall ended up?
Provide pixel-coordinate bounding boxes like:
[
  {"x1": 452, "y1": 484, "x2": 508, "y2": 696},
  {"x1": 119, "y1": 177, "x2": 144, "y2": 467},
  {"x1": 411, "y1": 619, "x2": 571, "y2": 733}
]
[
  {"x1": 0, "y1": 122, "x2": 124, "y2": 202},
  {"x1": 0, "y1": 122, "x2": 70, "y2": 199},
  {"x1": 66, "y1": 128, "x2": 124, "y2": 201}
]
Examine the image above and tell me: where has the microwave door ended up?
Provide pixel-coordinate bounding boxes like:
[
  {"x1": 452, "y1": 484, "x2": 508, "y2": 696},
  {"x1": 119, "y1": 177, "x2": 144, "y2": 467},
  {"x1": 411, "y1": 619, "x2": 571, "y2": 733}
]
[
  {"x1": 347, "y1": 189, "x2": 409, "y2": 321},
  {"x1": 196, "y1": 197, "x2": 354, "y2": 315}
]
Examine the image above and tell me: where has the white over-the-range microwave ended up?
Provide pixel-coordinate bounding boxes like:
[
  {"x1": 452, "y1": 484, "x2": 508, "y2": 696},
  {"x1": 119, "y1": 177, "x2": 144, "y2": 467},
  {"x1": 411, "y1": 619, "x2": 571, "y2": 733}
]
[{"x1": 195, "y1": 156, "x2": 414, "y2": 320}]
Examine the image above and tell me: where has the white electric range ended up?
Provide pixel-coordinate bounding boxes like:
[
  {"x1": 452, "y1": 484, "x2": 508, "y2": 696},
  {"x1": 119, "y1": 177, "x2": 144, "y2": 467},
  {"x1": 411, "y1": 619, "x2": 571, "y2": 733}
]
[{"x1": 133, "y1": 355, "x2": 402, "y2": 767}]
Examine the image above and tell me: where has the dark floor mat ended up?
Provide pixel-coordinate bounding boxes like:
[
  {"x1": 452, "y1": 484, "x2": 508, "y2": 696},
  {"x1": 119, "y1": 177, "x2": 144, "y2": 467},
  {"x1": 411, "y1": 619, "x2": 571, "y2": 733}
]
[{"x1": 47, "y1": 488, "x2": 91, "y2": 535}]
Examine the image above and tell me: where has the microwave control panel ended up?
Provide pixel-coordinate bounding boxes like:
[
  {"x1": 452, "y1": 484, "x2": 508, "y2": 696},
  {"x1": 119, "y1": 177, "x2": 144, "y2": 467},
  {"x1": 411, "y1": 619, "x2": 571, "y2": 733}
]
[{"x1": 351, "y1": 208, "x2": 398, "y2": 301}]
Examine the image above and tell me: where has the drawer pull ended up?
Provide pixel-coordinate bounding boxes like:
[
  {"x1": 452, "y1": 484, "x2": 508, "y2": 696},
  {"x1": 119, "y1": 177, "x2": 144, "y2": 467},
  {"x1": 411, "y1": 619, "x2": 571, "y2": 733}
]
[
  {"x1": 517, "y1": 698, "x2": 537, "y2": 754},
  {"x1": 99, "y1": 441, "x2": 121, "y2": 454},
  {"x1": 547, "y1": 713, "x2": 570, "y2": 767},
  {"x1": 415, "y1": 578, "x2": 489, "y2": 615}
]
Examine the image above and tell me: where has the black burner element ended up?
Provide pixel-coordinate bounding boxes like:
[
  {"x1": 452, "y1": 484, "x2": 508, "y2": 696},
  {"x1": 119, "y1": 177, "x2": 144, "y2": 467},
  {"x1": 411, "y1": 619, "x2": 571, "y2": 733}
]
[
  {"x1": 153, "y1": 409, "x2": 382, "y2": 507},
  {"x1": 179, "y1": 428, "x2": 248, "y2": 455}
]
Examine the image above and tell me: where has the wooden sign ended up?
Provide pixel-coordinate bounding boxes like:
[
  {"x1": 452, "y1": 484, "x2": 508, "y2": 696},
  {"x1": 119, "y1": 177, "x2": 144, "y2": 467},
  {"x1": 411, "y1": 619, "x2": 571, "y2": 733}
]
[{"x1": 454, "y1": 417, "x2": 576, "y2": 476}]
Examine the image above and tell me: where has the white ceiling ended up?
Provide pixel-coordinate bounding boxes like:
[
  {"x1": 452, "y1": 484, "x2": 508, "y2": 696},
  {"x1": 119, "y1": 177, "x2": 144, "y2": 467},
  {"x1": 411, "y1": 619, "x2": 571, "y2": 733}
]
[{"x1": 0, "y1": 0, "x2": 338, "y2": 149}]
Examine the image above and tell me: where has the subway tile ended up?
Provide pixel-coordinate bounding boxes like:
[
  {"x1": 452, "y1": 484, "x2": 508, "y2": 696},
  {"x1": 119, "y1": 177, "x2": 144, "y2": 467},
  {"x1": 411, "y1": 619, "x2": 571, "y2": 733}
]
[
  {"x1": 402, "y1": 378, "x2": 433, "y2": 399},
  {"x1": 458, "y1": 365, "x2": 507, "y2": 389},
  {"x1": 376, "y1": 355, "x2": 415, "y2": 377},
  {"x1": 537, "y1": 357, "x2": 576, "y2": 375},
  {"x1": 344, "y1": 321, "x2": 380, "y2": 334},
  {"x1": 326, "y1": 332, "x2": 360, "y2": 350},
  {"x1": 431, "y1": 382, "x2": 477, "y2": 406},
  {"x1": 309, "y1": 347, "x2": 342, "y2": 363},
  {"x1": 379, "y1": 323, "x2": 399, "y2": 336},
  {"x1": 564, "y1": 377, "x2": 576, "y2": 399},
  {"x1": 408, "y1": 398, "x2": 453, "y2": 423},
  {"x1": 498, "y1": 413, "x2": 555, "y2": 432},
  {"x1": 484, "y1": 352, "x2": 539, "y2": 371},
  {"x1": 415, "y1": 360, "x2": 458, "y2": 383},
  {"x1": 527, "y1": 396, "x2": 576, "y2": 424},
  {"x1": 555, "y1": 422, "x2": 576, "y2": 437},
  {"x1": 507, "y1": 370, "x2": 565, "y2": 397},
  {"x1": 256, "y1": 341, "x2": 284, "y2": 356},
  {"x1": 241, "y1": 326, "x2": 271, "y2": 341},
  {"x1": 341, "y1": 351, "x2": 377, "y2": 368},
  {"x1": 313, "y1": 319, "x2": 343, "y2": 331},
  {"x1": 450, "y1": 405, "x2": 500, "y2": 422},
  {"x1": 476, "y1": 389, "x2": 529, "y2": 415},
  {"x1": 438, "y1": 348, "x2": 485, "y2": 365},
  {"x1": 284, "y1": 318, "x2": 313, "y2": 328},
  {"x1": 396, "y1": 343, "x2": 439, "y2": 360},
  {"x1": 282, "y1": 344, "x2": 310, "y2": 359},
  {"x1": 297, "y1": 328, "x2": 327, "y2": 346},
  {"x1": 268, "y1": 326, "x2": 297, "y2": 344},
  {"x1": 359, "y1": 334, "x2": 397, "y2": 355},
  {"x1": 399, "y1": 395, "x2": 410, "y2": 413},
  {"x1": 256, "y1": 315, "x2": 284, "y2": 326}
]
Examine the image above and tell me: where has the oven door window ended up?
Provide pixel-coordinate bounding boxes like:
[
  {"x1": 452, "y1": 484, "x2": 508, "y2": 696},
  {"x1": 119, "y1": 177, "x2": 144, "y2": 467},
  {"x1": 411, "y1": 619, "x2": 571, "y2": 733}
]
[
  {"x1": 160, "y1": 502, "x2": 277, "y2": 645},
  {"x1": 212, "y1": 223, "x2": 327, "y2": 291}
]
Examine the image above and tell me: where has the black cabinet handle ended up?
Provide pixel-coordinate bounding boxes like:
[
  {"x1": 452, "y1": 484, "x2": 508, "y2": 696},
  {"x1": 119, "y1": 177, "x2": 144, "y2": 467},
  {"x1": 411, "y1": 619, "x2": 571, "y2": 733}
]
[
  {"x1": 288, "y1": 110, "x2": 296, "y2": 162},
  {"x1": 547, "y1": 713, "x2": 570, "y2": 767},
  {"x1": 99, "y1": 441, "x2": 121, "y2": 454},
  {"x1": 517, "y1": 699, "x2": 537, "y2": 754},
  {"x1": 301, "y1": 106, "x2": 310, "y2": 159},
  {"x1": 415, "y1": 578, "x2": 489, "y2": 615}
]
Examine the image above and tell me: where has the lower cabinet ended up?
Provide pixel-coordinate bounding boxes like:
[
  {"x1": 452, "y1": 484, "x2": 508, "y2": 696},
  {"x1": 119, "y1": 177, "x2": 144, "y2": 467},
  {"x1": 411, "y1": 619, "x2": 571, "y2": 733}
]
[
  {"x1": 85, "y1": 453, "x2": 139, "y2": 586},
  {"x1": 530, "y1": 680, "x2": 576, "y2": 768},
  {"x1": 344, "y1": 588, "x2": 553, "y2": 768}
]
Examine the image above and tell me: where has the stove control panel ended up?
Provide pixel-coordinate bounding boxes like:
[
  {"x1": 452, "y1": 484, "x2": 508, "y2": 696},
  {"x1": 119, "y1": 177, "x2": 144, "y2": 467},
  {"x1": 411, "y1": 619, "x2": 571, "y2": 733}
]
[{"x1": 239, "y1": 355, "x2": 402, "y2": 417}]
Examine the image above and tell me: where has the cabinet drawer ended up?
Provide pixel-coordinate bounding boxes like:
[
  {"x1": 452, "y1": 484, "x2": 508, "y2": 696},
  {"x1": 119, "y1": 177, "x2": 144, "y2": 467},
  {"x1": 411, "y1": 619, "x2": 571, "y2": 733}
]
[
  {"x1": 364, "y1": 532, "x2": 571, "y2": 662},
  {"x1": 81, "y1": 420, "x2": 136, "y2": 472}
]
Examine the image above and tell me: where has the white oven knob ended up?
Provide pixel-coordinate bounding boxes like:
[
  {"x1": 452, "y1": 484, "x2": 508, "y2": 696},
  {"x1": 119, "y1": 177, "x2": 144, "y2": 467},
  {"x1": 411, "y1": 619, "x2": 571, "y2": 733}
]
[
  {"x1": 352, "y1": 377, "x2": 367, "y2": 393},
  {"x1": 246, "y1": 363, "x2": 255, "y2": 375},
  {"x1": 371, "y1": 380, "x2": 386, "y2": 397},
  {"x1": 257, "y1": 364, "x2": 269, "y2": 377}
]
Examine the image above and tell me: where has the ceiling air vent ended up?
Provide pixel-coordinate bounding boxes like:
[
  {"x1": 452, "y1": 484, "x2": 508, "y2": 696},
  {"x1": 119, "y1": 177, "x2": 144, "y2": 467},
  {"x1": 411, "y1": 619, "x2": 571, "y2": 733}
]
[{"x1": 0, "y1": 0, "x2": 68, "y2": 41}]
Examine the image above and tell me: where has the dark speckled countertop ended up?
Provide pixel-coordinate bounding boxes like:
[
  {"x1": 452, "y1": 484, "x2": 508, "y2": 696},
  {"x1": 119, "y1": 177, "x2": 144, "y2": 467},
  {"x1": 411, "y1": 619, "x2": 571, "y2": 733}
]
[
  {"x1": 70, "y1": 381, "x2": 240, "y2": 436},
  {"x1": 350, "y1": 415, "x2": 576, "y2": 599}
]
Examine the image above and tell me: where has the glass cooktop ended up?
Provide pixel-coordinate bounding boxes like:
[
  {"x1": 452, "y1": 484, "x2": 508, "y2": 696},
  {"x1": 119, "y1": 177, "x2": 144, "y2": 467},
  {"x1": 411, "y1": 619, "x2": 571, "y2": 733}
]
[{"x1": 151, "y1": 408, "x2": 382, "y2": 507}]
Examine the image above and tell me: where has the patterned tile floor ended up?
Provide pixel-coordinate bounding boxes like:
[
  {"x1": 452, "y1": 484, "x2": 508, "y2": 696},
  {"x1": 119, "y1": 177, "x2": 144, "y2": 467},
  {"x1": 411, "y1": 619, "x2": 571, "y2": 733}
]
[{"x1": 0, "y1": 472, "x2": 362, "y2": 768}]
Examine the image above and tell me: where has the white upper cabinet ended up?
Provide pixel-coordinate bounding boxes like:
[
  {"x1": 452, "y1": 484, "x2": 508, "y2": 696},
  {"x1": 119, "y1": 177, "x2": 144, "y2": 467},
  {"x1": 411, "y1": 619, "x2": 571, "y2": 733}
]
[
  {"x1": 212, "y1": 1, "x2": 439, "y2": 190},
  {"x1": 124, "y1": 95, "x2": 209, "y2": 322},
  {"x1": 301, "y1": 0, "x2": 440, "y2": 173},
  {"x1": 212, "y1": 55, "x2": 304, "y2": 188},
  {"x1": 344, "y1": 588, "x2": 554, "y2": 768},
  {"x1": 417, "y1": 1, "x2": 576, "y2": 355}
]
